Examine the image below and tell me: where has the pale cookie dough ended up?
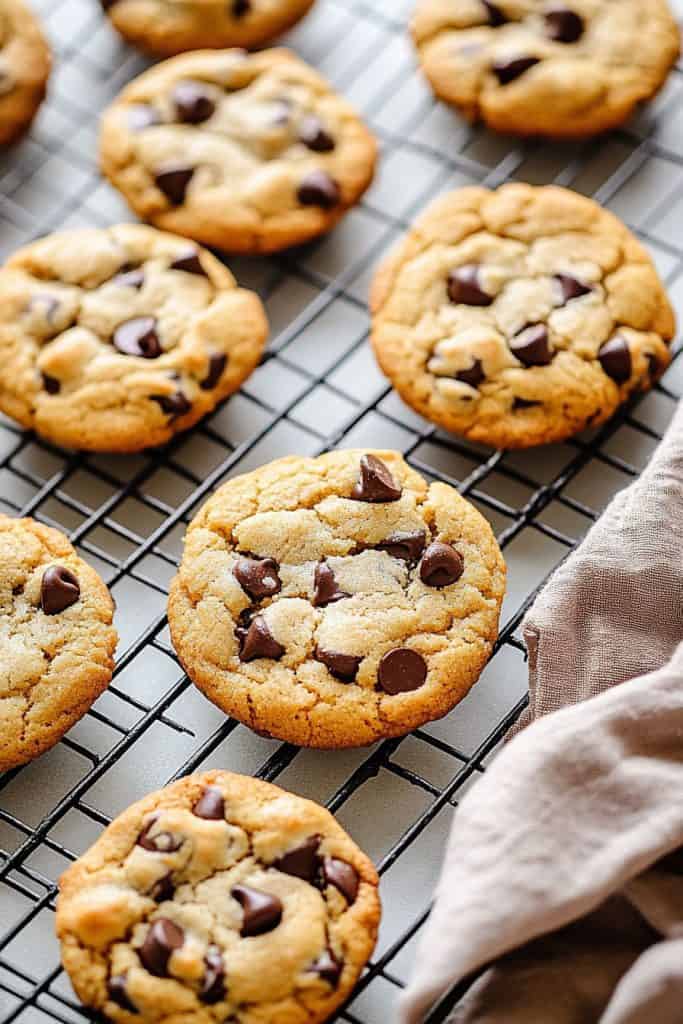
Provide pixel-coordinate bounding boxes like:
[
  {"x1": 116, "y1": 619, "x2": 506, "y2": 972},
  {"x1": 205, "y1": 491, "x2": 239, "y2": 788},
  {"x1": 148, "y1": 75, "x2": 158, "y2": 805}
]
[
  {"x1": 57, "y1": 770, "x2": 381, "y2": 1024},
  {"x1": 0, "y1": 0, "x2": 51, "y2": 145},
  {"x1": 411, "y1": 0, "x2": 680, "y2": 138},
  {"x1": 0, "y1": 225, "x2": 268, "y2": 452},
  {"x1": 0, "y1": 515, "x2": 117, "y2": 771},
  {"x1": 168, "y1": 449, "x2": 506, "y2": 749},
  {"x1": 99, "y1": 49, "x2": 378, "y2": 253},
  {"x1": 370, "y1": 185, "x2": 675, "y2": 450},
  {"x1": 101, "y1": 0, "x2": 316, "y2": 56}
]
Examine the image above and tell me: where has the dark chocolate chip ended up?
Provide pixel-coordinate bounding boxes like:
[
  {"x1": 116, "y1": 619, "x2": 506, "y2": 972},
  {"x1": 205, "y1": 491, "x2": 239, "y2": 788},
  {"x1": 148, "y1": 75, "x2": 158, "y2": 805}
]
[
  {"x1": 232, "y1": 0, "x2": 251, "y2": 15},
  {"x1": 297, "y1": 170, "x2": 341, "y2": 209},
  {"x1": 313, "y1": 561, "x2": 348, "y2": 607},
  {"x1": 113, "y1": 317, "x2": 161, "y2": 358},
  {"x1": 598, "y1": 335, "x2": 632, "y2": 383},
  {"x1": 137, "y1": 817, "x2": 183, "y2": 853},
  {"x1": 170, "y1": 248, "x2": 207, "y2": 276},
  {"x1": 139, "y1": 918, "x2": 184, "y2": 977},
  {"x1": 321, "y1": 857, "x2": 359, "y2": 904},
  {"x1": 378, "y1": 648, "x2": 428, "y2": 695},
  {"x1": 173, "y1": 80, "x2": 216, "y2": 124},
  {"x1": 376, "y1": 530, "x2": 426, "y2": 564},
  {"x1": 311, "y1": 948, "x2": 343, "y2": 988},
  {"x1": 113, "y1": 268, "x2": 145, "y2": 290},
  {"x1": 419, "y1": 542, "x2": 464, "y2": 588},
  {"x1": 42, "y1": 373, "x2": 60, "y2": 395},
  {"x1": 273, "y1": 836, "x2": 321, "y2": 881},
  {"x1": 352, "y1": 454, "x2": 402, "y2": 503},
  {"x1": 234, "y1": 556, "x2": 282, "y2": 600},
  {"x1": 193, "y1": 785, "x2": 225, "y2": 820},
  {"x1": 200, "y1": 946, "x2": 225, "y2": 1004},
  {"x1": 646, "y1": 352, "x2": 661, "y2": 382},
  {"x1": 128, "y1": 104, "x2": 161, "y2": 132},
  {"x1": 493, "y1": 56, "x2": 541, "y2": 85},
  {"x1": 107, "y1": 975, "x2": 137, "y2": 1014},
  {"x1": 40, "y1": 566, "x2": 80, "y2": 615},
  {"x1": 456, "y1": 359, "x2": 485, "y2": 389},
  {"x1": 299, "y1": 116, "x2": 335, "y2": 153},
  {"x1": 509, "y1": 324, "x2": 553, "y2": 367},
  {"x1": 482, "y1": 0, "x2": 507, "y2": 26},
  {"x1": 545, "y1": 6, "x2": 584, "y2": 43},
  {"x1": 28, "y1": 293, "x2": 60, "y2": 322},
  {"x1": 100, "y1": 0, "x2": 119, "y2": 10},
  {"x1": 315, "y1": 647, "x2": 362, "y2": 682},
  {"x1": 554, "y1": 272, "x2": 592, "y2": 306},
  {"x1": 155, "y1": 165, "x2": 195, "y2": 205},
  {"x1": 152, "y1": 391, "x2": 192, "y2": 418},
  {"x1": 201, "y1": 352, "x2": 227, "y2": 390},
  {"x1": 447, "y1": 265, "x2": 493, "y2": 307},
  {"x1": 513, "y1": 396, "x2": 540, "y2": 410},
  {"x1": 238, "y1": 615, "x2": 285, "y2": 662},
  {"x1": 232, "y1": 885, "x2": 283, "y2": 937},
  {"x1": 149, "y1": 872, "x2": 175, "y2": 903}
]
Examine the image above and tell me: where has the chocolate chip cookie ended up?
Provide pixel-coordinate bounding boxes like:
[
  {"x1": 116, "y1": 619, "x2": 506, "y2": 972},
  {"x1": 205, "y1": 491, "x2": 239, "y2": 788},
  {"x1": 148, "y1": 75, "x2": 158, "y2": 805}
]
[
  {"x1": 102, "y1": 0, "x2": 316, "y2": 57},
  {"x1": 0, "y1": 515, "x2": 117, "y2": 771},
  {"x1": 411, "y1": 0, "x2": 680, "y2": 138},
  {"x1": 0, "y1": 224, "x2": 268, "y2": 452},
  {"x1": 370, "y1": 185, "x2": 675, "y2": 450},
  {"x1": 99, "y1": 49, "x2": 377, "y2": 253},
  {"x1": 168, "y1": 450, "x2": 506, "y2": 748},
  {"x1": 57, "y1": 769, "x2": 380, "y2": 1024},
  {"x1": 0, "y1": 0, "x2": 51, "y2": 145}
]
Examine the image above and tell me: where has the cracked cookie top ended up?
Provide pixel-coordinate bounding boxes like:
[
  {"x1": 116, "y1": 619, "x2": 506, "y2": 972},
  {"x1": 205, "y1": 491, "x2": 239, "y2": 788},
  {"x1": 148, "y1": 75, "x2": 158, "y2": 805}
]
[
  {"x1": 0, "y1": 224, "x2": 268, "y2": 452},
  {"x1": 411, "y1": 0, "x2": 680, "y2": 138},
  {"x1": 370, "y1": 185, "x2": 675, "y2": 450},
  {"x1": 0, "y1": 515, "x2": 117, "y2": 771},
  {"x1": 99, "y1": 49, "x2": 378, "y2": 253},
  {"x1": 0, "y1": 0, "x2": 51, "y2": 145},
  {"x1": 168, "y1": 449, "x2": 506, "y2": 748},
  {"x1": 101, "y1": 0, "x2": 316, "y2": 57},
  {"x1": 57, "y1": 770, "x2": 380, "y2": 1024}
]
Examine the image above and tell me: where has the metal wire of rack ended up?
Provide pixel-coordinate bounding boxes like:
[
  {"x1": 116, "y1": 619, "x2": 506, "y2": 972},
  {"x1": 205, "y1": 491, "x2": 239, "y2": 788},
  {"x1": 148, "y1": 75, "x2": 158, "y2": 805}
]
[{"x1": 1, "y1": 0, "x2": 683, "y2": 1022}]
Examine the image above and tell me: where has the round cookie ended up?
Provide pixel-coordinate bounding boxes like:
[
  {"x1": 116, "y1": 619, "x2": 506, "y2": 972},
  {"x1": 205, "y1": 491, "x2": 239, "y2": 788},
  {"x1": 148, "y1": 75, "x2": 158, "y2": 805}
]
[
  {"x1": 0, "y1": 224, "x2": 268, "y2": 452},
  {"x1": 411, "y1": 0, "x2": 680, "y2": 138},
  {"x1": 370, "y1": 185, "x2": 675, "y2": 450},
  {"x1": 99, "y1": 48, "x2": 378, "y2": 253},
  {"x1": 101, "y1": 0, "x2": 316, "y2": 57},
  {"x1": 0, "y1": 0, "x2": 51, "y2": 145},
  {"x1": 168, "y1": 449, "x2": 506, "y2": 748},
  {"x1": 57, "y1": 769, "x2": 380, "y2": 1024},
  {"x1": 0, "y1": 515, "x2": 117, "y2": 771}
]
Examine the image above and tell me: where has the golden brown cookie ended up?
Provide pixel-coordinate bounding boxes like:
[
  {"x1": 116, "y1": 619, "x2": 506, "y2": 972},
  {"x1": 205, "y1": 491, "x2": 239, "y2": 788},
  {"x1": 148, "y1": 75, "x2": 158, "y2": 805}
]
[{"x1": 0, "y1": 0, "x2": 51, "y2": 145}]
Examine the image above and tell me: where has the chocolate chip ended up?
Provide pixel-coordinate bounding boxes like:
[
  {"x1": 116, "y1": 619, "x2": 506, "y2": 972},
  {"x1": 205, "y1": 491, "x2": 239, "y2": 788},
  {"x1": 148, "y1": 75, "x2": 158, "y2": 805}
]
[
  {"x1": 493, "y1": 56, "x2": 541, "y2": 84},
  {"x1": 238, "y1": 615, "x2": 285, "y2": 662},
  {"x1": 232, "y1": 885, "x2": 283, "y2": 937},
  {"x1": 598, "y1": 336, "x2": 632, "y2": 383},
  {"x1": 297, "y1": 170, "x2": 341, "y2": 209},
  {"x1": 149, "y1": 872, "x2": 175, "y2": 903},
  {"x1": 155, "y1": 165, "x2": 195, "y2": 205},
  {"x1": 299, "y1": 116, "x2": 335, "y2": 153},
  {"x1": 113, "y1": 268, "x2": 145, "y2": 290},
  {"x1": 646, "y1": 353, "x2": 661, "y2": 382},
  {"x1": 232, "y1": 0, "x2": 251, "y2": 15},
  {"x1": 193, "y1": 785, "x2": 225, "y2": 820},
  {"x1": 352, "y1": 454, "x2": 402, "y2": 503},
  {"x1": 234, "y1": 556, "x2": 282, "y2": 600},
  {"x1": 545, "y1": 6, "x2": 584, "y2": 43},
  {"x1": 378, "y1": 648, "x2": 428, "y2": 695},
  {"x1": 313, "y1": 562, "x2": 348, "y2": 607},
  {"x1": 200, "y1": 946, "x2": 225, "y2": 1004},
  {"x1": 554, "y1": 272, "x2": 592, "y2": 305},
  {"x1": 28, "y1": 293, "x2": 60, "y2": 322},
  {"x1": 321, "y1": 857, "x2": 359, "y2": 904},
  {"x1": 273, "y1": 836, "x2": 321, "y2": 881},
  {"x1": 513, "y1": 396, "x2": 540, "y2": 410},
  {"x1": 509, "y1": 324, "x2": 553, "y2": 367},
  {"x1": 128, "y1": 104, "x2": 161, "y2": 132},
  {"x1": 170, "y1": 248, "x2": 207, "y2": 276},
  {"x1": 113, "y1": 317, "x2": 161, "y2": 358},
  {"x1": 41, "y1": 373, "x2": 60, "y2": 395},
  {"x1": 315, "y1": 647, "x2": 362, "y2": 682},
  {"x1": 456, "y1": 359, "x2": 486, "y2": 389},
  {"x1": 447, "y1": 265, "x2": 493, "y2": 306},
  {"x1": 152, "y1": 391, "x2": 192, "y2": 419},
  {"x1": 419, "y1": 542, "x2": 464, "y2": 588},
  {"x1": 482, "y1": 0, "x2": 507, "y2": 25},
  {"x1": 201, "y1": 352, "x2": 227, "y2": 390},
  {"x1": 139, "y1": 918, "x2": 184, "y2": 977},
  {"x1": 376, "y1": 530, "x2": 426, "y2": 564},
  {"x1": 173, "y1": 80, "x2": 216, "y2": 124},
  {"x1": 40, "y1": 566, "x2": 80, "y2": 615},
  {"x1": 137, "y1": 817, "x2": 183, "y2": 853},
  {"x1": 107, "y1": 975, "x2": 137, "y2": 1013},
  {"x1": 310, "y1": 948, "x2": 343, "y2": 987}
]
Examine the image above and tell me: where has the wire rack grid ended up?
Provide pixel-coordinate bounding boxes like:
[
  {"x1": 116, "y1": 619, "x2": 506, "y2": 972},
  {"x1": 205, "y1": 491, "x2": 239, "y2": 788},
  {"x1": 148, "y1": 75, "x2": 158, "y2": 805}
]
[{"x1": 1, "y1": 0, "x2": 683, "y2": 1021}]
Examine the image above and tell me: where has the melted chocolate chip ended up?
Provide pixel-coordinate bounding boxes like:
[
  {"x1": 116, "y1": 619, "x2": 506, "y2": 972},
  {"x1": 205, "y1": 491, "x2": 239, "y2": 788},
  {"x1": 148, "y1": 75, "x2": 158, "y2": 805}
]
[
  {"x1": 545, "y1": 6, "x2": 584, "y2": 43},
  {"x1": 313, "y1": 562, "x2": 348, "y2": 607},
  {"x1": 41, "y1": 373, "x2": 60, "y2": 395},
  {"x1": 554, "y1": 272, "x2": 592, "y2": 306},
  {"x1": 152, "y1": 391, "x2": 192, "y2": 419},
  {"x1": 419, "y1": 542, "x2": 464, "y2": 588},
  {"x1": 321, "y1": 857, "x2": 359, "y2": 904},
  {"x1": 598, "y1": 336, "x2": 632, "y2": 383},
  {"x1": 193, "y1": 785, "x2": 225, "y2": 820},
  {"x1": 137, "y1": 817, "x2": 183, "y2": 853},
  {"x1": 149, "y1": 872, "x2": 175, "y2": 903},
  {"x1": 493, "y1": 56, "x2": 541, "y2": 85},
  {"x1": 509, "y1": 324, "x2": 553, "y2": 367},
  {"x1": 128, "y1": 104, "x2": 161, "y2": 132},
  {"x1": 232, "y1": 885, "x2": 283, "y2": 937},
  {"x1": 173, "y1": 80, "x2": 216, "y2": 124},
  {"x1": 232, "y1": 0, "x2": 251, "y2": 15},
  {"x1": 113, "y1": 317, "x2": 161, "y2": 358},
  {"x1": 447, "y1": 265, "x2": 493, "y2": 306},
  {"x1": 201, "y1": 352, "x2": 227, "y2": 390},
  {"x1": 40, "y1": 566, "x2": 80, "y2": 615},
  {"x1": 482, "y1": 0, "x2": 507, "y2": 25},
  {"x1": 352, "y1": 454, "x2": 402, "y2": 503},
  {"x1": 297, "y1": 170, "x2": 341, "y2": 209},
  {"x1": 200, "y1": 946, "x2": 225, "y2": 1004},
  {"x1": 139, "y1": 918, "x2": 184, "y2": 977},
  {"x1": 108, "y1": 975, "x2": 137, "y2": 1013},
  {"x1": 299, "y1": 116, "x2": 335, "y2": 152},
  {"x1": 315, "y1": 647, "x2": 362, "y2": 682},
  {"x1": 238, "y1": 615, "x2": 285, "y2": 662},
  {"x1": 378, "y1": 648, "x2": 428, "y2": 695},
  {"x1": 311, "y1": 948, "x2": 343, "y2": 987},
  {"x1": 113, "y1": 268, "x2": 145, "y2": 290},
  {"x1": 155, "y1": 165, "x2": 195, "y2": 205},
  {"x1": 376, "y1": 530, "x2": 426, "y2": 564},
  {"x1": 513, "y1": 396, "x2": 541, "y2": 410},
  {"x1": 273, "y1": 836, "x2": 321, "y2": 881},
  {"x1": 456, "y1": 359, "x2": 486, "y2": 389},
  {"x1": 170, "y1": 249, "x2": 207, "y2": 276},
  {"x1": 234, "y1": 556, "x2": 282, "y2": 600}
]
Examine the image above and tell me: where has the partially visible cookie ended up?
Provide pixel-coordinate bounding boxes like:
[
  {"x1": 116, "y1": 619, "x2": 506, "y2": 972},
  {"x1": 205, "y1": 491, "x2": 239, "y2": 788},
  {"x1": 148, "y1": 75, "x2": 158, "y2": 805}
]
[
  {"x1": 370, "y1": 185, "x2": 675, "y2": 450},
  {"x1": 0, "y1": 0, "x2": 51, "y2": 145},
  {"x1": 0, "y1": 225, "x2": 268, "y2": 452},
  {"x1": 102, "y1": 0, "x2": 316, "y2": 56},
  {"x1": 57, "y1": 769, "x2": 380, "y2": 1024},
  {"x1": 99, "y1": 49, "x2": 377, "y2": 253},
  {"x1": 0, "y1": 515, "x2": 117, "y2": 771},
  {"x1": 168, "y1": 449, "x2": 506, "y2": 749},
  {"x1": 411, "y1": 0, "x2": 680, "y2": 138}
]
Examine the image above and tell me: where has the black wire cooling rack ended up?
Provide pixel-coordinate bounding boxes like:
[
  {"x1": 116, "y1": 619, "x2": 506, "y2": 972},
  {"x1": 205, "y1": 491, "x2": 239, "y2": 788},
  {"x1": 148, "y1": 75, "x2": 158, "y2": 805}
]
[{"x1": 2, "y1": 0, "x2": 683, "y2": 1022}]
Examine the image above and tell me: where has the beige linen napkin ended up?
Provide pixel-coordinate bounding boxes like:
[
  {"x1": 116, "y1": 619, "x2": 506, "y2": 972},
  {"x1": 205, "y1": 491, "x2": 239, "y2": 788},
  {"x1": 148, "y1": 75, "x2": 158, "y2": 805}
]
[{"x1": 400, "y1": 399, "x2": 683, "y2": 1024}]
